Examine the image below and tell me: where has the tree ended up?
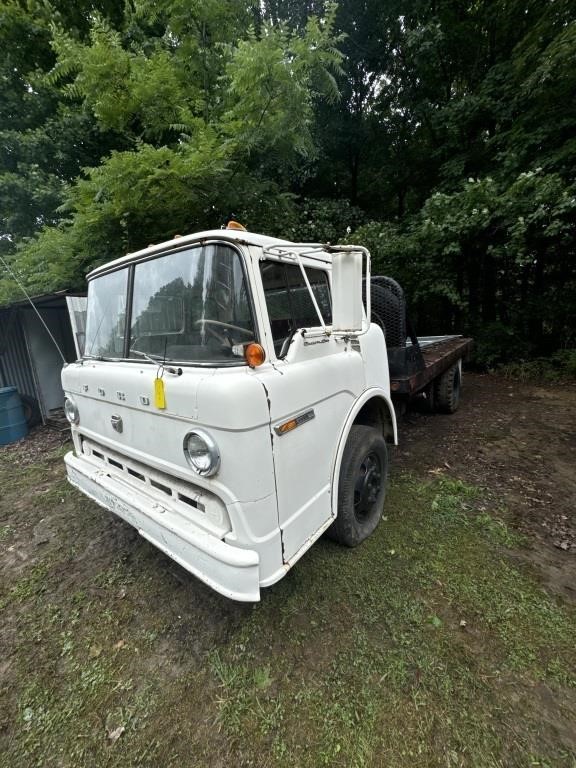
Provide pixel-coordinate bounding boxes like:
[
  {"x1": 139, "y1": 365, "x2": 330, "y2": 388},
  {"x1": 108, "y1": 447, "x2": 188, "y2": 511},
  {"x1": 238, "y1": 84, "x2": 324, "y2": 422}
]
[
  {"x1": 0, "y1": 0, "x2": 127, "y2": 259},
  {"x1": 0, "y1": 1, "x2": 343, "y2": 301},
  {"x1": 1, "y1": 0, "x2": 575, "y2": 365}
]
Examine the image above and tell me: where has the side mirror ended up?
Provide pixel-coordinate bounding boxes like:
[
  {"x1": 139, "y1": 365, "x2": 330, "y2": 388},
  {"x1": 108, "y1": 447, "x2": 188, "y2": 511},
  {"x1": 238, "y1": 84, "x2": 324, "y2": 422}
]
[{"x1": 331, "y1": 249, "x2": 369, "y2": 334}]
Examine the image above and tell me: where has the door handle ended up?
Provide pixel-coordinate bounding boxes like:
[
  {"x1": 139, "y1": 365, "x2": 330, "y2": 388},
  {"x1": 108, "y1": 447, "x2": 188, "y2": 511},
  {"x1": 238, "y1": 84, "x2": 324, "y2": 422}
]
[{"x1": 110, "y1": 414, "x2": 123, "y2": 433}]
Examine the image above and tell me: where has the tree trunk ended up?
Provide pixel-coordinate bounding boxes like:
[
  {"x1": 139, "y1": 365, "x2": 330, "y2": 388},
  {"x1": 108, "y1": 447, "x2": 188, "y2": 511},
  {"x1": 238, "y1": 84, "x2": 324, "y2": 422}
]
[
  {"x1": 528, "y1": 248, "x2": 545, "y2": 350},
  {"x1": 467, "y1": 248, "x2": 481, "y2": 329},
  {"x1": 481, "y1": 248, "x2": 497, "y2": 323},
  {"x1": 349, "y1": 147, "x2": 359, "y2": 205},
  {"x1": 397, "y1": 187, "x2": 406, "y2": 219}
]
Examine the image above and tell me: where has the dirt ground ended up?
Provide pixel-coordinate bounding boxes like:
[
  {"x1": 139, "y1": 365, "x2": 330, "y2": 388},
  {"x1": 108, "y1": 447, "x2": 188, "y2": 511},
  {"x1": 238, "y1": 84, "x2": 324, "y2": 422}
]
[
  {"x1": 1, "y1": 371, "x2": 575, "y2": 767},
  {"x1": 396, "y1": 372, "x2": 576, "y2": 602}
]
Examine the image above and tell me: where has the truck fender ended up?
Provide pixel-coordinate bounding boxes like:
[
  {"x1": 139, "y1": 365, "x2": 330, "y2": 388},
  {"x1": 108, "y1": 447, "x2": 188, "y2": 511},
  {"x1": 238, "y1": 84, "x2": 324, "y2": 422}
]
[{"x1": 330, "y1": 388, "x2": 397, "y2": 519}]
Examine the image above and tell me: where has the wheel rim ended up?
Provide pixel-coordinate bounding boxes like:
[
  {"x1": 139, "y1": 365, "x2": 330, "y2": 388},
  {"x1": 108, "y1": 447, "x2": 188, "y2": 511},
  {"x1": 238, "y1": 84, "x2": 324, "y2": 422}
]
[{"x1": 353, "y1": 451, "x2": 383, "y2": 522}]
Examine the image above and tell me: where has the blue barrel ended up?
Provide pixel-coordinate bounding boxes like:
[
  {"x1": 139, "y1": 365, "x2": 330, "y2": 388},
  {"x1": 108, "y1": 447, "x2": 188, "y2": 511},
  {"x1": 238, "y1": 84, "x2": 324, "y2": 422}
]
[{"x1": 0, "y1": 387, "x2": 28, "y2": 445}]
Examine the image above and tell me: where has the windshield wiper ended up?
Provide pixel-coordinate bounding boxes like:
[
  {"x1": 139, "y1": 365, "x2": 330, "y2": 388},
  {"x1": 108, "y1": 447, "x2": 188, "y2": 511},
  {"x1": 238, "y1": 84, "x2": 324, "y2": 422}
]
[
  {"x1": 130, "y1": 348, "x2": 165, "y2": 364},
  {"x1": 130, "y1": 347, "x2": 182, "y2": 375}
]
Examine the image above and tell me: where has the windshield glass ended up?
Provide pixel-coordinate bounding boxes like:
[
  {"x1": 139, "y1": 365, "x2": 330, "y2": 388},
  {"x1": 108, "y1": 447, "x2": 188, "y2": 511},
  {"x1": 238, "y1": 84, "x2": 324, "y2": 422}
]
[
  {"x1": 84, "y1": 243, "x2": 256, "y2": 364},
  {"x1": 84, "y1": 268, "x2": 128, "y2": 358}
]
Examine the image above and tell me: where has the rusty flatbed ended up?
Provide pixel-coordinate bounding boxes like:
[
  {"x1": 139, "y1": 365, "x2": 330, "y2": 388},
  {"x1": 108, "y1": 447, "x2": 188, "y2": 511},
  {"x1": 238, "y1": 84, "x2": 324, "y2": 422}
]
[{"x1": 390, "y1": 336, "x2": 473, "y2": 397}]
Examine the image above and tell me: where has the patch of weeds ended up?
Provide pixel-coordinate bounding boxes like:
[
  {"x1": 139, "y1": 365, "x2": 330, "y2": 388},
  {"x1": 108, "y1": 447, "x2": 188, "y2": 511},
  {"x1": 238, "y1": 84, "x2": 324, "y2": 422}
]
[
  {"x1": 0, "y1": 523, "x2": 13, "y2": 541},
  {"x1": 473, "y1": 511, "x2": 523, "y2": 547},
  {"x1": 445, "y1": 558, "x2": 574, "y2": 680},
  {"x1": 12, "y1": 648, "x2": 159, "y2": 767},
  {"x1": 0, "y1": 559, "x2": 53, "y2": 609},
  {"x1": 137, "y1": 628, "x2": 160, "y2": 647},
  {"x1": 426, "y1": 478, "x2": 521, "y2": 545},
  {"x1": 208, "y1": 650, "x2": 270, "y2": 736},
  {"x1": 0, "y1": 462, "x2": 46, "y2": 496},
  {"x1": 39, "y1": 477, "x2": 77, "y2": 504},
  {"x1": 253, "y1": 665, "x2": 273, "y2": 691},
  {"x1": 94, "y1": 561, "x2": 136, "y2": 590},
  {"x1": 409, "y1": 476, "x2": 576, "y2": 682},
  {"x1": 429, "y1": 477, "x2": 480, "y2": 519},
  {"x1": 252, "y1": 696, "x2": 284, "y2": 735},
  {"x1": 499, "y1": 350, "x2": 576, "y2": 383}
]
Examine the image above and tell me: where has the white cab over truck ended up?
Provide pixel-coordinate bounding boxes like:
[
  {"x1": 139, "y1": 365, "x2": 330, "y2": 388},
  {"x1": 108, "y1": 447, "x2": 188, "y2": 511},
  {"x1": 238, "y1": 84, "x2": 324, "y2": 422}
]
[{"x1": 62, "y1": 224, "x2": 471, "y2": 601}]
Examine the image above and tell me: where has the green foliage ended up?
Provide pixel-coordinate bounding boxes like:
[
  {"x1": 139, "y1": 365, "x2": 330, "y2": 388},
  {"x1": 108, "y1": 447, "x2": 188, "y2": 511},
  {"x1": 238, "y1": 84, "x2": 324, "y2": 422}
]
[
  {"x1": 0, "y1": 0, "x2": 127, "y2": 266},
  {"x1": 499, "y1": 350, "x2": 576, "y2": 383},
  {"x1": 250, "y1": 196, "x2": 366, "y2": 242},
  {"x1": 222, "y1": 4, "x2": 343, "y2": 172},
  {"x1": 49, "y1": 15, "x2": 196, "y2": 139},
  {"x1": 350, "y1": 169, "x2": 576, "y2": 363},
  {"x1": 1, "y1": 0, "x2": 575, "y2": 367},
  {"x1": 0, "y1": 1, "x2": 344, "y2": 301}
]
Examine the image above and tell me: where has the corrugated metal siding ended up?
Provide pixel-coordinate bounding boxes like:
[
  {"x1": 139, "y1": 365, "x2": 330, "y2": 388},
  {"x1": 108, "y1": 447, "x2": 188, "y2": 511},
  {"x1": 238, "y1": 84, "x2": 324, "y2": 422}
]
[{"x1": 0, "y1": 309, "x2": 37, "y2": 399}]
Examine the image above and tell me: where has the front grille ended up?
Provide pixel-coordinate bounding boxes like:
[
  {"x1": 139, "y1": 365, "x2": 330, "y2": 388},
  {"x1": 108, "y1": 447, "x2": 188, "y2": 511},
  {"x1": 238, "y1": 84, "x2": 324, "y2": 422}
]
[{"x1": 80, "y1": 437, "x2": 230, "y2": 537}]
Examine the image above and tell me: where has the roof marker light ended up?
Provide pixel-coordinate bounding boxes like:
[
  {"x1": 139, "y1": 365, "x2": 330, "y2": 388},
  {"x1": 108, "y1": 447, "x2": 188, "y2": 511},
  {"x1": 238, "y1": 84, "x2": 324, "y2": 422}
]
[{"x1": 227, "y1": 220, "x2": 247, "y2": 231}]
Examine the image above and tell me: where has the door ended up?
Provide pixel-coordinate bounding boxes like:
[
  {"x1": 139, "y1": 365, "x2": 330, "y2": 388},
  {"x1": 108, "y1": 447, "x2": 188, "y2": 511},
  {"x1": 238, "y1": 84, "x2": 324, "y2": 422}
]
[{"x1": 256, "y1": 258, "x2": 365, "y2": 563}]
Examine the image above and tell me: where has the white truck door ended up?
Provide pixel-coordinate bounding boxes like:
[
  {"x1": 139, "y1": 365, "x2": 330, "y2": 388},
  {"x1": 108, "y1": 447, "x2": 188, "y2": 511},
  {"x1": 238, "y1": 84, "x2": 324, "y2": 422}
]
[{"x1": 256, "y1": 259, "x2": 365, "y2": 564}]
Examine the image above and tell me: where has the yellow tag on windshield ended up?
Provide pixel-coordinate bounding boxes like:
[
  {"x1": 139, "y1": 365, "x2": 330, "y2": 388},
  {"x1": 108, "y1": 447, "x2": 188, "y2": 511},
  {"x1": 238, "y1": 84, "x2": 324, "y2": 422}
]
[{"x1": 154, "y1": 377, "x2": 166, "y2": 409}]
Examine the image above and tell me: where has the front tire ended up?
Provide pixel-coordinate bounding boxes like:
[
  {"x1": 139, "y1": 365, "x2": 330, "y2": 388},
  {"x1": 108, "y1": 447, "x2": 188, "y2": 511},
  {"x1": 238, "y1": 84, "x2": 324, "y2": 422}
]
[{"x1": 328, "y1": 425, "x2": 388, "y2": 547}]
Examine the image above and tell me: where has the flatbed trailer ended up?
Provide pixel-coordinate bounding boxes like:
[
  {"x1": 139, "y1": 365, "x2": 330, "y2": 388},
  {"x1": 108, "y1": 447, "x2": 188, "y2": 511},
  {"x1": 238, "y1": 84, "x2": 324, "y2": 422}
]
[
  {"x1": 390, "y1": 335, "x2": 473, "y2": 398},
  {"x1": 369, "y1": 277, "x2": 472, "y2": 412}
]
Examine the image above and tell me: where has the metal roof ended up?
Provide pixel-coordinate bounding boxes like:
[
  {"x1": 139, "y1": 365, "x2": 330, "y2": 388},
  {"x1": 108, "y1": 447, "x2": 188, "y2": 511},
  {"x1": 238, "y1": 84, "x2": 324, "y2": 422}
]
[
  {"x1": 0, "y1": 289, "x2": 86, "y2": 311},
  {"x1": 88, "y1": 228, "x2": 294, "y2": 279}
]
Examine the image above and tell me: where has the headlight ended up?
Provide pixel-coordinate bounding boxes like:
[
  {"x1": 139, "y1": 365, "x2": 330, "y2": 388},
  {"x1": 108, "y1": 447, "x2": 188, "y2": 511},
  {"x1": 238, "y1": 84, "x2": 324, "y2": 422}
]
[
  {"x1": 64, "y1": 397, "x2": 79, "y2": 425},
  {"x1": 183, "y1": 430, "x2": 220, "y2": 476}
]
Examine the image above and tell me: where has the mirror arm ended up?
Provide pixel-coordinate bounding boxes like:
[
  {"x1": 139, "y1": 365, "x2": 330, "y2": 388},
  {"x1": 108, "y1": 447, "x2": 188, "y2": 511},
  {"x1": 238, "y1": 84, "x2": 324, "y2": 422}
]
[{"x1": 295, "y1": 253, "x2": 329, "y2": 333}]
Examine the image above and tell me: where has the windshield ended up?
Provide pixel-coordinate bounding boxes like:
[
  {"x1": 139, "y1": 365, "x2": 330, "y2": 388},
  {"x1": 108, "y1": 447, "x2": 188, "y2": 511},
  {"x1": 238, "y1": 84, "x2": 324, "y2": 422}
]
[
  {"x1": 84, "y1": 268, "x2": 128, "y2": 359},
  {"x1": 84, "y1": 243, "x2": 256, "y2": 364}
]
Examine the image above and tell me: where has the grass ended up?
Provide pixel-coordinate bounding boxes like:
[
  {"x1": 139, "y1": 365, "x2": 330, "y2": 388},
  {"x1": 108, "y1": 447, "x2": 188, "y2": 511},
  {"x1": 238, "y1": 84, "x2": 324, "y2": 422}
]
[
  {"x1": 0, "y1": 442, "x2": 575, "y2": 767},
  {"x1": 498, "y1": 349, "x2": 576, "y2": 383}
]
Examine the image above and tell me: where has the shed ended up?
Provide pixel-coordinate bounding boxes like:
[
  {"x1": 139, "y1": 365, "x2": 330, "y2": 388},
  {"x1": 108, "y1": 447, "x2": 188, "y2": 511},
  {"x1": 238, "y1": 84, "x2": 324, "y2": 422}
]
[{"x1": 0, "y1": 291, "x2": 87, "y2": 426}]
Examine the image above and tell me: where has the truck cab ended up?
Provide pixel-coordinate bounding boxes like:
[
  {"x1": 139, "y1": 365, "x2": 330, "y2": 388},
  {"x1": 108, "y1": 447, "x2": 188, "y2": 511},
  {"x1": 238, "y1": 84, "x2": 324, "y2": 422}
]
[{"x1": 62, "y1": 226, "x2": 397, "y2": 601}]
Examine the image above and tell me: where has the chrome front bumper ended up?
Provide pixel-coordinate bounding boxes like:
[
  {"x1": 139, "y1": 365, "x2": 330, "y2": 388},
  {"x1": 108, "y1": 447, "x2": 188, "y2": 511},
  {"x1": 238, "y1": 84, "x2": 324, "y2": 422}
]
[{"x1": 64, "y1": 452, "x2": 261, "y2": 601}]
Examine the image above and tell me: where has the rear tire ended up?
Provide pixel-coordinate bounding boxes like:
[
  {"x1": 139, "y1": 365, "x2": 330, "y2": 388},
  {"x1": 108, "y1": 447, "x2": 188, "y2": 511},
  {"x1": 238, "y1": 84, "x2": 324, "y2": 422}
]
[
  {"x1": 327, "y1": 425, "x2": 388, "y2": 547},
  {"x1": 434, "y1": 363, "x2": 461, "y2": 413}
]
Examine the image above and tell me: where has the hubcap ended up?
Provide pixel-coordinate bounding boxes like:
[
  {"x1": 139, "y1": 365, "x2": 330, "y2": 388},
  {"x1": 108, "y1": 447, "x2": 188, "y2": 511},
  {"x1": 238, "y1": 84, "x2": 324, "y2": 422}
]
[{"x1": 353, "y1": 451, "x2": 383, "y2": 522}]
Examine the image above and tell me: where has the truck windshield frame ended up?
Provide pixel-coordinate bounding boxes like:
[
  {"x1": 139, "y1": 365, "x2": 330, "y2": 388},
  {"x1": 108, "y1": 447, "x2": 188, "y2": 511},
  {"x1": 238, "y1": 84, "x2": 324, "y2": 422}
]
[{"x1": 84, "y1": 242, "x2": 258, "y2": 367}]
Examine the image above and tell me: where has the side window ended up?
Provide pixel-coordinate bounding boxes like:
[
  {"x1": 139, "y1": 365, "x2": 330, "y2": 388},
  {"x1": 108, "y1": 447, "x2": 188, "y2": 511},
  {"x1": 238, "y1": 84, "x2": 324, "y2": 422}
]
[{"x1": 260, "y1": 260, "x2": 332, "y2": 354}]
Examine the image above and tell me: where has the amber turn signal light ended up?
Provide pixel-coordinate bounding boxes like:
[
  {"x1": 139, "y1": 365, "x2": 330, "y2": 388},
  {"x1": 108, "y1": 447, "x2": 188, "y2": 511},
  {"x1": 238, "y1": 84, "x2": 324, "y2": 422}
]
[{"x1": 245, "y1": 343, "x2": 266, "y2": 368}]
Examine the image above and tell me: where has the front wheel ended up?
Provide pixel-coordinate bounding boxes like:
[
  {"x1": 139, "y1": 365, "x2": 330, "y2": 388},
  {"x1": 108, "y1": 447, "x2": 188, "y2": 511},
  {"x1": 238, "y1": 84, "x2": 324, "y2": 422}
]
[{"x1": 327, "y1": 425, "x2": 389, "y2": 547}]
